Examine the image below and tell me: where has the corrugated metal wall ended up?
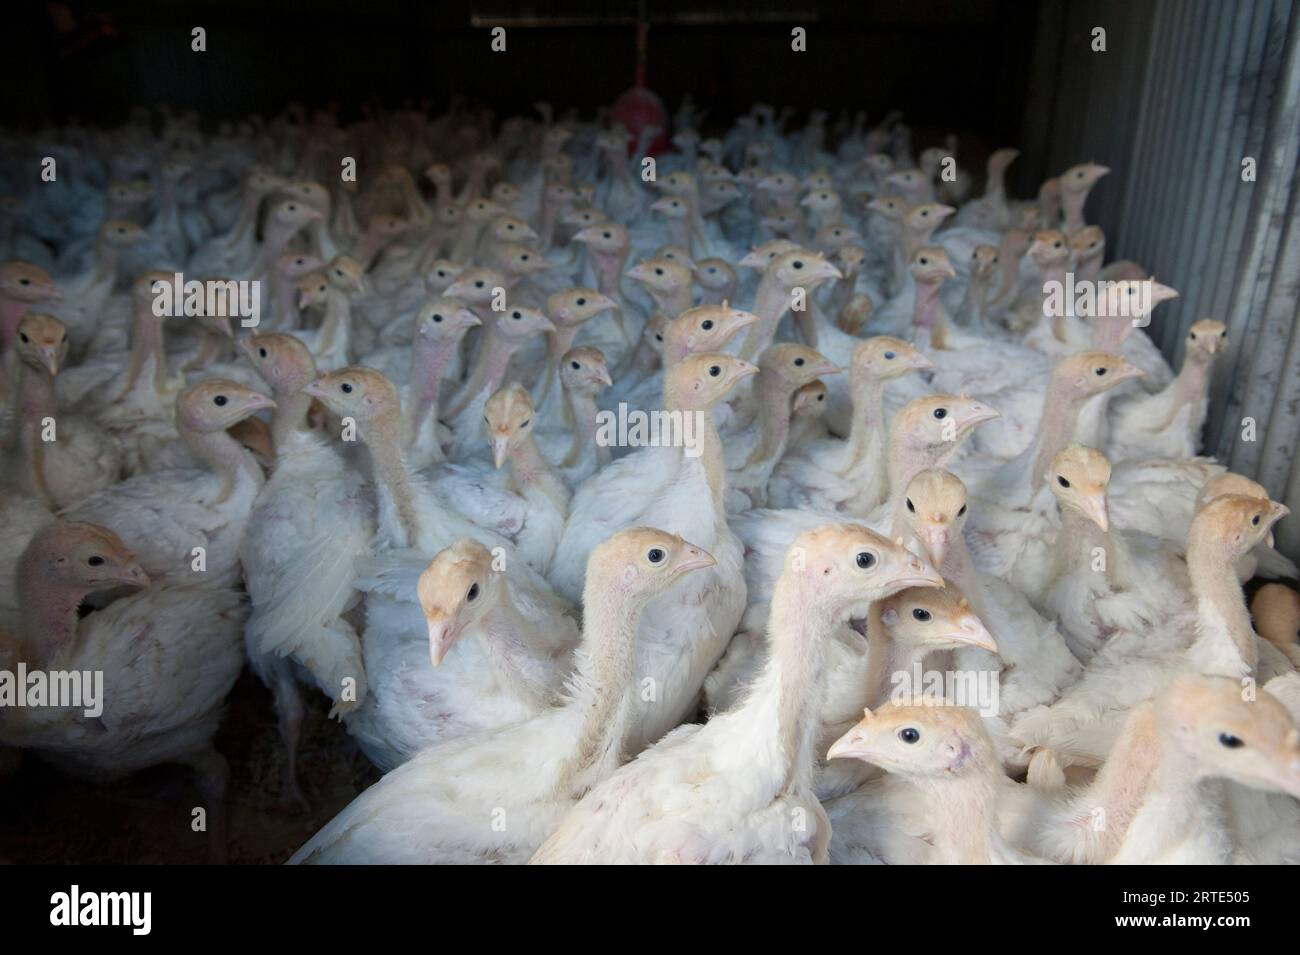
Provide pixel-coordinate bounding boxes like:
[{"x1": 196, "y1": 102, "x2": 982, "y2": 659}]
[{"x1": 1025, "y1": 0, "x2": 1300, "y2": 558}]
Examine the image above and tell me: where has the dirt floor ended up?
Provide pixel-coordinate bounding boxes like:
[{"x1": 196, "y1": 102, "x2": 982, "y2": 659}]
[{"x1": 0, "y1": 669, "x2": 380, "y2": 864}]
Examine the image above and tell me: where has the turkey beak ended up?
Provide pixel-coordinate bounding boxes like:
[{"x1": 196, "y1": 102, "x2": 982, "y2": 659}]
[
  {"x1": 812, "y1": 357, "x2": 842, "y2": 377},
  {"x1": 1266, "y1": 503, "x2": 1291, "y2": 548},
  {"x1": 733, "y1": 360, "x2": 761, "y2": 382},
  {"x1": 956, "y1": 402, "x2": 1001, "y2": 432},
  {"x1": 936, "y1": 258, "x2": 958, "y2": 281},
  {"x1": 242, "y1": 392, "x2": 277, "y2": 415},
  {"x1": 723, "y1": 310, "x2": 760, "y2": 338},
  {"x1": 934, "y1": 204, "x2": 957, "y2": 221},
  {"x1": 594, "y1": 365, "x2": 613, "y2": 387},
  {"x1": 516, "y1": 223, "x2": 539, "y2": 243},
  {"x1": 1115, "y1": 363, "x2": 1146, "y2": 383},
  {"x1": 490, "y1": 434, "x2": 511, "y2": 470},
  {"x1": 671, "y1": 545, "x2": 716, "y2": 579},
  {"x1": 37, "y1": 344, "x2": 62, "y2": 376},
  {"x1": 301, "y1": 379, "x2": 329, "y2": 401},
  {"x1": 950, "y1": 614, "x2": 998, "y2": 654},
  {"x1": 911, "y1": 352, "x2": 937, "y2": 372},
  {"x1": 47, "y1": 286, "x2": 65, "y2": 303},
  {"x1": 1080, "y1": 491, "x2": 1110, "y2": 533},
  {"x1": 827, "y1": 723, "x2": 875, "y2": 763},
  {"x1": 892, "y1": 553, "x2": 945, "y2": 591},
  {"x1": 1148, "y1": 281, "x2": 1179, "y2": 305},
  {"x1": 916, "y1": 522, "x2": 950, "y2": 569},
  {"x1": 115, "y1": 558, "x2": 151, "y2": 589},
  {"x1": 593, "y1": 293, "x2": 618, "y2": 314},
  {"x1": 426, "y1": 615, "x2": 461, "y2": 668}
]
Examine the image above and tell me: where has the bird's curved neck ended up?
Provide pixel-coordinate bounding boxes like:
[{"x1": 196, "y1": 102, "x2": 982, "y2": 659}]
[
  {"x1": 1187, "y1": 535, "x2": 1256, "y2": 677},
  {"x1": 181, "y1": 423, "x2": 262, "y2": 504},
  {"x1": 14, "y1": 363, "x2": 55, "y2": 502},
  {"x1": 734, "y1": 576, "x2": 838, "y2": 794},
  {"x1": 17, "y1": 577, "x2": 88, "y2": 669},
  {"x1": 742, "y1": 274, "x2": 792, "y2": 361},
  {"x1": 557, "y1": 583, "x2": 646, "y2": 793},
  {"x1": 745, "y1": 369, "x2": 795, "y2": 469},
  {"x1": 364, "y1": 417, "x2": 421, "y2": 548}
]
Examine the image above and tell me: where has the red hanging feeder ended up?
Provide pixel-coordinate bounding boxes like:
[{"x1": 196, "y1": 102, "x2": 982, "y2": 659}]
[{"x1": 609, "y1": 8, "x2": 669, "y2": 156}]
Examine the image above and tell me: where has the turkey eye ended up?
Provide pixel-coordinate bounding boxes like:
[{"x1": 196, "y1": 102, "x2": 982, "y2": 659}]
[
  {"x1": 575, "y1": 297, "x2": 586, "y2": 306},
  {"x1": 647, "y1": 548, "x2": 665, "y2": 563},
  {"x1": 792, "y1": 260, "x2": 804, "y2": 269},
  {"x1": 1219, "y1": 733, "x2": 1244, "y2": 749},
  {"x1": 87, "y1": 555, "x2": 105, "y2": 567},
  {"x1": 898, "y1": 727, "x2": 921, "y2": 744},
  {"x1": 856, "y1": 551, "x2": 876, "y2": 569},
  {"x1": 288, "y1": 205, "x2": 296, "y2": 211},
  {"x1": 467, "y1": 583, "x2": 480, "y2": 602},
  {"x1": 602, "y1": 232, "x2": 611, "y2": 239},
  {"x1": 475, "y1": 281, "x2": 485, "y2": 288},
  {"x1": 794, "y1": 357, "x2": 805, "y2": 367},
  {"x1": 213, "y1": 395, "x2": 228, "y2": 406},
  {"x1": 906, "y1": 498, "x2": 915, "y2": 513},
  {"x1": 701, "y1": 319, "x2": 714, "y2": 330},
  {"x1": 19, "y1": 332, "x2": 27, "y2": 343},
  {"x1": 258, "y1": 347, "x2": 268, "y2": 358},
  {"x1": 512, "y1": 311, "x2": 522, "y2": 319},
  {"x1": 654, "y1": 268, "x2": 664, "y2": 276},
  {"x1": 958, "y1": 504, "x2": 967, "y2": 516},
  {"x1": 911, "y1": 608, "x2": 931, "y2": 622},
  {"x1": 1095, "y1": 367, "x2": 1107, "y2": 376},
  {"x1": 919, "y1": 257, "x2": 929, "y2": 265},
  {"x1": 1054, "y1": 241, "x2": 1062, "y2": 249},
  {"x1": 1252, "y1": 514, "x2": 1261, "y2": 526},
  {"x1": 519, "y1": 419, "x2": 530, "y2": 428},
  {"x1": 341, "y1": 383, "x2": 353, "y2": 394},
  {"x1": 521, "y1": 255, "x2": 530, "y2": 261},
  {"x1": 883, "y1": 351, "x2": 895, "y2": 359},
  {"x1": 920, "y1": 210, "x2": 928, "y2": 217},
  {"x1": 707, "y1": 267, "x2": 716, "y2": 274},
  {"x1": 933, "y1": 408, "x2": 947, "y2": 419},
  {"x1": 1057, "y1": 475, "x2": 1070, "y2": 488},
  {"x1": 506, "y1": 224, "x2": 514, "y2": 230},
  {"x1": 19, "y1": 278, "x2": 30, "y2": 285},
  {"x1": 708, "y1": 365, "x2": 721, "y2": 377},
  {"x1": 433, "y1": 314, "x2": 443, "y2": 323},
  {"x1": 571, "y1": 361, "x2": 581, "y2": 370},
  {"x1": 655, "y1": 334, "x2": 664, "y2": 342},
  {"x1": 1189, "y1": 332, "x2": 1197, "y2": 340}
]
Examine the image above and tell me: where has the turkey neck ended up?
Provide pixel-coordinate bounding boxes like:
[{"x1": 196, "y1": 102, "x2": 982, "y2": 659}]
[
  {"x1": 557, "y1": 576, "x2": 649, "y2": 793},
  {"x1": 507, "y1": 435, "x2": 568, "y2": 516},
  {"x1": 315, "y1": 288, "x2": 352, "y2": 358},
  {"x1": 404, "y1": 334, "x2": 459, "y2": 454},
  {"x1": 181, "y1": 419, "x2": 262, "y2": 505},
  {"x1": 740, "y1": 271, "x2": 793, "y2": 361},
  {"x1": 1060, "y1": 505, "x2": 1117, "y2": 589},
  {"x1": 912, "y1": 278, "x2": 946, "y2": 348},
  {"x1": 537, "y1": 322, "x2": 582, "y2": 410},
  {"x1": 563, "y1": 388, "x2": 607, "y2": 469},
  {"x1": 828, "y1": 268, "x2": 858, "y2": 315},
  {"x1": 648, "y1": 285, "x2": 693, "y2": 327},
  {"x1": 1187, "y1": 530, "x2": 1256, "y2": 677},
  {"x1": 590, "y1": 248, "x2": 628, "y2": 303},
  {"x1": 730, "y1": 573, "x2": 838, "y2": 794},
  {"x1": 744, "y1": 368, "x2": 795, "y2": 470},
  {"x1": 14, "y1": 361, "x2": 54, "y2": 502},
  {"x1": 1028, "y1": 377, "x2": 1087, "y2": 491},
  {"x1": 118, "y1": 304, "x2": 168, "y2": 400},
  {"x1": 271, "y1": 272, "x2": 301, "y2": 330},
  {"x1": 941, "y1": 535, "x2": 993, "y2": 626},
  {"x1": 990, "y1": 236, "x2": 1024, "y2": 306},
  {"x1": 841, "y1": 375, "x2": 886, "y2": 477},
  {"x1": 364, "y1": 412, "x2": 422, "y2": 549},
  {"x1": 913, "y1": 770, "x2": 1003, "y2": 864},
  {"x1": 228, "y1": 186, "x2": 264, "y2": 246},
  {"x1": 16, "y1": 570, "x2": 93, "y2": 668},
  {"x1": 864, "y1": 605, "x2": 934, "y2": 708},
  {"x1": 445, "y1": 323, "x2": 519, "y2": 421},
  {"x1": 1061, "y1": 186, "x2": 1091, "y2": 234},
  {"x1": 270, "y1": 376, "x2": 315, "y2": 451},
  {"x1": 664, "y1": 380, "x2": 728, "y2": 521},
  {"x1": 1163, "y1": 354, "x2": 1213, "y2": 428},
  {"x1": 958, "y1": 270, "x2": 992, "y2": 327},
  {"x1": 251, "y1": 217, "x2": 310, "y2": 281},
  {"x1": 477, "y1": 587, "x2": 556, "y2": 710}
]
